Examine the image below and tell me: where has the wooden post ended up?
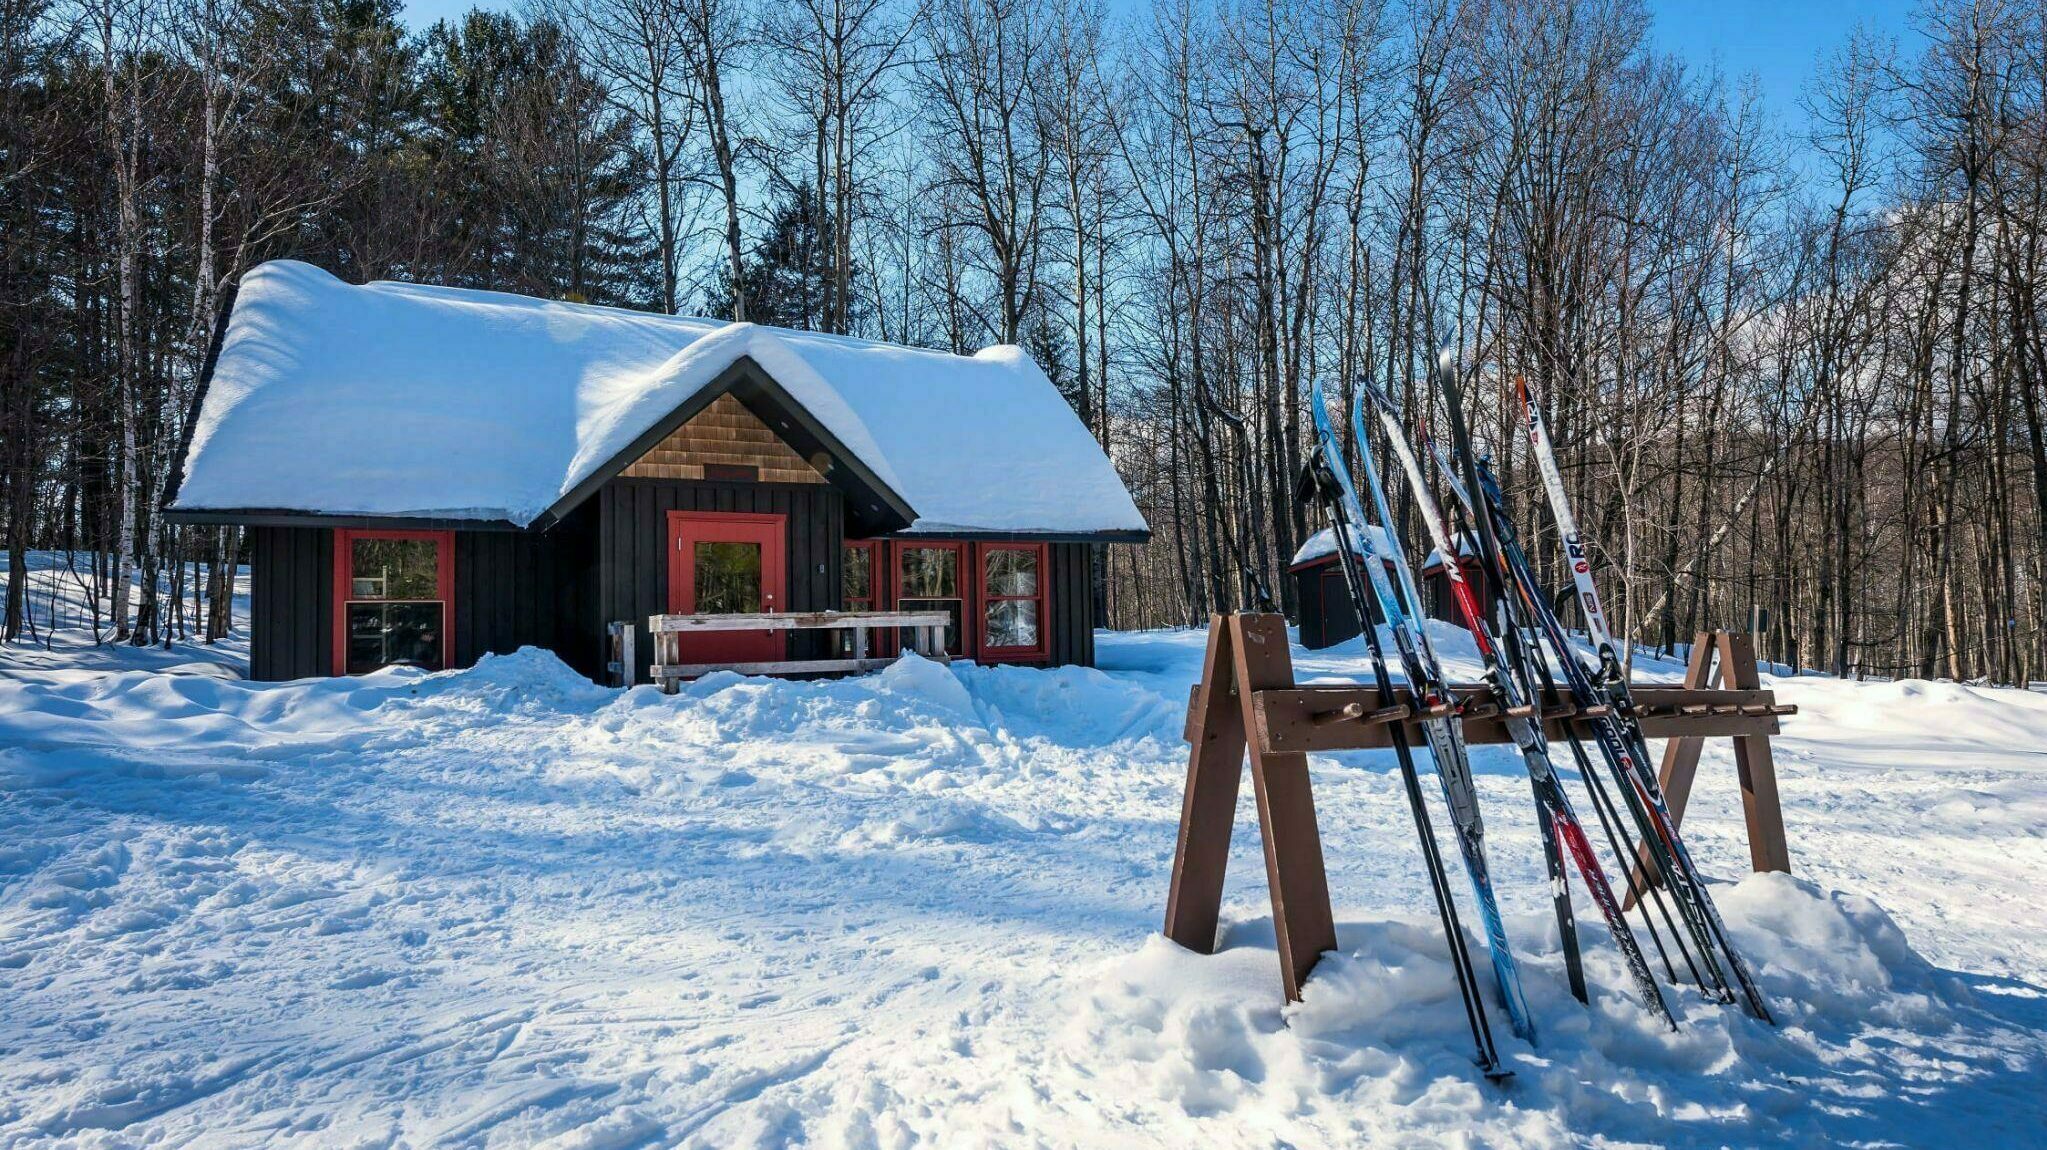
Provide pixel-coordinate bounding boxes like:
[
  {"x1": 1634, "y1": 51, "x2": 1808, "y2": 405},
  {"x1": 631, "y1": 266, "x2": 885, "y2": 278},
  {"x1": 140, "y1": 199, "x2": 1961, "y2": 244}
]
[
  {"x1": 1626, "y1": 630, "x2": 1791, "y2": 906},
  {"x1": 1163, "y1": 614, "x2": 1338, "y2": 1003},
  {"x1": 1715, "y1": 631, "x2": 1794, "y2": 874},
  {"x1": 611, "y1": 622, "x2": 635, "y2": 688}
]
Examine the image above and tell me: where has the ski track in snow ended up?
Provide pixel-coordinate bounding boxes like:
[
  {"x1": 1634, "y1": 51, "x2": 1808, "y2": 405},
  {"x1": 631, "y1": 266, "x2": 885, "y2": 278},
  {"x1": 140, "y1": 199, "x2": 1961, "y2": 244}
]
[{"x1": 1, "y1": 619, "x2": 2045, "y2": 1147}]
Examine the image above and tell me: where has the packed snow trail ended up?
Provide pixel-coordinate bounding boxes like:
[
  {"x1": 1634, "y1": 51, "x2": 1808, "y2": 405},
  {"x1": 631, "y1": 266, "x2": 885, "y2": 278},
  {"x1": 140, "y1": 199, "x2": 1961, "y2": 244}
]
[{"x1": 2, "y1": 627, "x2": 2045, "y2": 1146}]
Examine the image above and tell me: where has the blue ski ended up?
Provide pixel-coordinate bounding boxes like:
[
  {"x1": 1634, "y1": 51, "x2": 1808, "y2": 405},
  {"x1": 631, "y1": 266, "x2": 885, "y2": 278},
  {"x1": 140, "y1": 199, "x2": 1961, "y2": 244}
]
[{"x1": 1310, "y1": 380, "x2": 1535, "y2": 1043}]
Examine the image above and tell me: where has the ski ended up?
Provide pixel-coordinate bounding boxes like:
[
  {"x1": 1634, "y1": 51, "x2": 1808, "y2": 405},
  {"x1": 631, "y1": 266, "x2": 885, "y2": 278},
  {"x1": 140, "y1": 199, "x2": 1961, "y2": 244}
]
[
  {"x1": 1297, "y1": 397, "x2": 1511, "y2": 1080},
  {"x1": 1308, "y1": 382, "x2": 1538, "y2": 1043},
  {"x1": 1470, "y1": 455, "x2": 1729, "y2": 1004},
  {"x1": 1415, "y1": 361, "x2": 1678, "y2": 1031},
  {"x1": 1511, "y1": 377, "x2": 1775, "y2": 1024},
  {"x1": 1314, "y1": 382, "x2": 1538, "y2": 1043},
  {"x1": 1364, "y1": 382, "x2": 1585, "y2": 1006}
]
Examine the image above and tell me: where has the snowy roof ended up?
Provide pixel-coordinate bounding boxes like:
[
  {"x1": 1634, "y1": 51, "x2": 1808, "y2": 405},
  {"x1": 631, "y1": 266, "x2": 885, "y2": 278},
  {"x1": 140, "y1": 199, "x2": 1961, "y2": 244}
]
[
  {"x1": 1420, "y1": 534, "x2": 1479, "y2": 570},
  {"x1": 169, "y1": 261, "x2": 1149, "y2": 537},
  {"x1": 1290, "y1": 523, "x2": 1395, "y2": 568}
]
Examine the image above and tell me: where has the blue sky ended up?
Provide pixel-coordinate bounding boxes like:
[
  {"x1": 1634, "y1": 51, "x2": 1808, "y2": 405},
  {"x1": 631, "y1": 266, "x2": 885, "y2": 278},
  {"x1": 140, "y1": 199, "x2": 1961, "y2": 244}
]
[
  {"x1": 398, "y1": 0, "x2": 1923, "y2": 135},
  {"x1": 1643, "y1": 0, "x2": 1918, "y2": 128}
]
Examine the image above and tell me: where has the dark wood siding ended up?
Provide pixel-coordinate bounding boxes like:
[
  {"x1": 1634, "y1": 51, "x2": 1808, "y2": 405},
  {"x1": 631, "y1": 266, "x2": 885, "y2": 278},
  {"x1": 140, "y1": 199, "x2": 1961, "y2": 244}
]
[
  {"x1": 249, "y1": 525, "x2": 332, "y2": 680},
  {"x1": 1048, "y1": 542, "x2": 1095, "y2": 667},
  {"x1": 599, "y1": 478, "x2": 845, "y2": 682},
  {"x1": 452, "y1": 500, "x2": 603, "y2": 680}
]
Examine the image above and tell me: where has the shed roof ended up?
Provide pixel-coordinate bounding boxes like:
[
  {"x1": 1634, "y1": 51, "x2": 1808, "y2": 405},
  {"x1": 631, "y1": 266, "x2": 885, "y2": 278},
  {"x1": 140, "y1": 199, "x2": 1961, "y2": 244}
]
[
  {"x1": 168, "y1": 261, "x2": 1149, "y2": 539},
  {"x1": 1290, "y1": 523, "x2": 1396, "y2": 569}
]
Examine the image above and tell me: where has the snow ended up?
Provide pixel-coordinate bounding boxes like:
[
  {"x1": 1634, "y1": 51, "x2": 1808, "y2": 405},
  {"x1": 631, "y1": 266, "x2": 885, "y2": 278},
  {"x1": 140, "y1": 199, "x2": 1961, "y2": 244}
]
[
  {"x1": 170, "y1": 261, "x2": 1148, "y2": 536},
  {"x1": 1290, "y1": 523, "x2": 1393, "y2": 567},
  {"x1": 3, "y1": 618, "x2": 2047, "y2": 1145},
  {"x1": 0, "y1": 550, "x2": 248, "y2": 679}
]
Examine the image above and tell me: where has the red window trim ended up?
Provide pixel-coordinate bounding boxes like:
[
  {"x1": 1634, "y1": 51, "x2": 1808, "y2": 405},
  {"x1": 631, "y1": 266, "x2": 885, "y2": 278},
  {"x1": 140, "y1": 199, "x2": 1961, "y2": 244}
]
[
  {"x1": 891, "y1": 539, "x2": 971, "y2": 659},
  {"x1": 332, "y1": 529, "x2": 455, "y2": 676},
  {"x1": 842, "y1": 539, "x2": 881, "y2": 612},
  {"x1": 974, "y1": 541, "x2": 1049, "y2": 663}
]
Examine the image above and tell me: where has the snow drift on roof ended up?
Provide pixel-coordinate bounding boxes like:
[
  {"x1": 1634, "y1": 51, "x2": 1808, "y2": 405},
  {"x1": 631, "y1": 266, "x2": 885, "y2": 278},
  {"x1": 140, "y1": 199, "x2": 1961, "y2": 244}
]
[
  {"x1": 171, "y1": 261, "x2": 1148, "y2": 536},
  {"x1": 1290, "y1": 523, "x2": 1394, "y2": 567}
]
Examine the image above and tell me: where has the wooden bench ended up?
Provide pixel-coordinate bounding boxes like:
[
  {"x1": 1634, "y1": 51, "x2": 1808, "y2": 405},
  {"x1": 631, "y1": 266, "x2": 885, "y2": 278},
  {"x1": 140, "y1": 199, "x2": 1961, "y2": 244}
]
[{"x1": 646, "y1": 610, "x2": 953, "y2": 689}]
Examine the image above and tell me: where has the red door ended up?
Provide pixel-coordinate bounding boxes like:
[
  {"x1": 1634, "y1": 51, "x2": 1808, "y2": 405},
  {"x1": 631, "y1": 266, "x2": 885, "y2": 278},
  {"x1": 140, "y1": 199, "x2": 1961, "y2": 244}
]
[{"x1": 667, "y1": 511, "x2": 787, "y2": 664}]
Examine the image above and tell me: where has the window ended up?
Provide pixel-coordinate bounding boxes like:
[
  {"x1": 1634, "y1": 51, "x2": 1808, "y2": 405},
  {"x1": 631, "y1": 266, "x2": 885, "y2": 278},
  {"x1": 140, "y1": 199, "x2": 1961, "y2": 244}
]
[
  {"x1": 842, "y1": 543, "x2": 877, "y2": 611},
  {"x1": 896, "y1": 543, "x2": 964, "y2": 655},
  {"x1": 694, "y1": 541, "x2": 763, "y2": 613},
  {"x1": 978, "y1": 543, "x2": 1047, "y2": 660},
  {"x1": 334, "y1": 530, "x2": 452, "y2": 675},
  {"x1": 838, "y1": 541, "x2": 880, "y2": 657}
]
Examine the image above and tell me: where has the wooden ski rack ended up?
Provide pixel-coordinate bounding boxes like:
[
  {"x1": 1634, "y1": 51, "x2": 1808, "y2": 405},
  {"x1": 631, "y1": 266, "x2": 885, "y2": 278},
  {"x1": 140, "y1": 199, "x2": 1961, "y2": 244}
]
[{"x1": 1163, "y1": 614, "x2": 1797, "y2": 1003}]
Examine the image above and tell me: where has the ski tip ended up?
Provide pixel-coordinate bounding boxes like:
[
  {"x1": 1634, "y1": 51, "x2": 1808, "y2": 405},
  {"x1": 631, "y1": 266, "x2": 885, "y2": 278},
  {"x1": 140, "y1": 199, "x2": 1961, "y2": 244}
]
[{"x1": 1433, "y1": 356, "x2": 1463, "y2": 404}]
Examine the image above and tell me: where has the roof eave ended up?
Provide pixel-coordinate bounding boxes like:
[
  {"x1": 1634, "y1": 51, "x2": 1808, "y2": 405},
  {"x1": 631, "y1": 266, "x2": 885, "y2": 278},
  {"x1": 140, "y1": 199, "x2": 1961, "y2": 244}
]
[
  {"x1": 162, "y1": 508, "x2": 526, "y2": 531},
  {"x1": 868, "y1": 527, "x2": 1152, "y2": 544}
]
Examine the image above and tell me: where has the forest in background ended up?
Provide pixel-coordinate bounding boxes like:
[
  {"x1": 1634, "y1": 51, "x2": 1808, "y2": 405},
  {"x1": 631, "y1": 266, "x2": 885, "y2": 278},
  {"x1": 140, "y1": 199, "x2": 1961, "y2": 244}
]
[{"x1": 2, "y1": 0, "x2": 2044, "y2": 685}]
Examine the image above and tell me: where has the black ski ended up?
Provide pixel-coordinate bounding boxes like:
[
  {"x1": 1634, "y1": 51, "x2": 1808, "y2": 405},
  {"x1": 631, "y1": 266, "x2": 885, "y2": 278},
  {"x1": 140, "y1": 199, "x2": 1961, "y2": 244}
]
[{"x1": 1296, "y1": 436, "x2": 1513, "y2": 1079}]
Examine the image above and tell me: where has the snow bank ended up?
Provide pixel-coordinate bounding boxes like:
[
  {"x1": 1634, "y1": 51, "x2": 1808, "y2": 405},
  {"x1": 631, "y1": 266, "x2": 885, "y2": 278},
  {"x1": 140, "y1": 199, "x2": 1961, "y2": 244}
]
[
  {"x1": 2, "y1": 630, "x2": 2044, "y2": 1145},
  {"x1": 171, "y1": 261, "x2": 1148, "y2": 535},
  {"x1": 1062, "y1": 872, "x2": 2040, "y2": 1146}
]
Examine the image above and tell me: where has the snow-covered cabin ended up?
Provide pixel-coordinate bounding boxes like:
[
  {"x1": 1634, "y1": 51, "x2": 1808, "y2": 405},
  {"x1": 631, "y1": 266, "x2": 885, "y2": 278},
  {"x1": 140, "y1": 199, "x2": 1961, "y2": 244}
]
[{"x1": 164, "y1": 261, "x2": 1149, "y2": 681}]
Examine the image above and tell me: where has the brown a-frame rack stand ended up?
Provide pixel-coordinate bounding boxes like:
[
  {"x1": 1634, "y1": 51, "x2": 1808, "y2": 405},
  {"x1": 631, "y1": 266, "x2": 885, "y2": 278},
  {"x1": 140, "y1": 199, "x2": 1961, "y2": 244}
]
[
  {"x1": 1623, "y1": 629, "x2": 1794, "y2": 907},
  {"x1": 1162, "y1": 614, "x2": 1796, "y2": 1003},
  {"x1": 1162, "y1": 614, "x2": 1338, "y2": 1002}
]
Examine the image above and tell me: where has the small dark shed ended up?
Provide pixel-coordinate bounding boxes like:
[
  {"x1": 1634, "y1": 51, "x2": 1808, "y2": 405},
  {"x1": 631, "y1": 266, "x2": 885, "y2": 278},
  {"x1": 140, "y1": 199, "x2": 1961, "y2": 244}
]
[
  {"x1": 1418, "y1": 535, "x2": 1494, "y2": 630},
  {"x1": 1288, "y1": 525, "x2": 1398, "y2": 650}
]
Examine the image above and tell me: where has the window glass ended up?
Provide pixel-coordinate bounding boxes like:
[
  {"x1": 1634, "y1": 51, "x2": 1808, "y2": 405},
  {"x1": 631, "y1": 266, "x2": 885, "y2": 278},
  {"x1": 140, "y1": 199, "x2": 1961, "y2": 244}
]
[
  {"x1": 346, "y1": 602, "x2": 443, "y2": 673},
  {"x1": 980, "y1": 545, "x2": 1043, "y2": 653},
  {"x1": 984, "y1": 599, "x2": 1038, "y2": 648},
  {"x1": 898, "y1": 548, "x2": 958, "y2": 598},
  {"x1": 351, "y1": 538, "x2": 438, "y2": 600},
  {"x1": 843, "y1": 545, "x2": 872, "y2": 606},
  {"x1": 900, "y1": 597, "x2": 961, "y2": 651},
  {"x1": 898, "y1": 546, "x2": 964, "y2": 653},
  {"x1": 344, "y1": 536, "x2": 445, "y2": 673},
  {"x1": 694, "y1": 541, "x2": 763, "y2": 614},
  {"x1": 985, "y1": 549, "x2": 1038, "y2": 596}
]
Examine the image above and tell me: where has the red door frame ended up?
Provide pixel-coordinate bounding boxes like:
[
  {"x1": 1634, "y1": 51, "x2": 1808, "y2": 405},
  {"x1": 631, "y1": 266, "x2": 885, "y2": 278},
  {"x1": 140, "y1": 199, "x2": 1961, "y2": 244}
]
[
  {"x1": 975, "y1": 541, "x2": 1050, "y2": 663},
  {"x1": 666, "y1": 511, "x2": 787, "y2": 663},
  {"x1": 332, "y1": 528, "x2": 455, "y2": 676}
]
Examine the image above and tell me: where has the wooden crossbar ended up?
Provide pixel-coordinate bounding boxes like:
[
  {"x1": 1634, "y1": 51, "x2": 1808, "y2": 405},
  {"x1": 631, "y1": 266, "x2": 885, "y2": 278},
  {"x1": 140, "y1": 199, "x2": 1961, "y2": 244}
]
[
  {"x1": 648, "y1": 610, "x2": 952, "y2": 633},
  {"x1": 1162, "y1": 613, "x2": 1796, "y2": 1003},
  {"x1": 1240, "y1": 684, "x2": 1793, "y2": 755},
  {"x1": 646, "y1": 609, "x2": 953, "y2": 689}
]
